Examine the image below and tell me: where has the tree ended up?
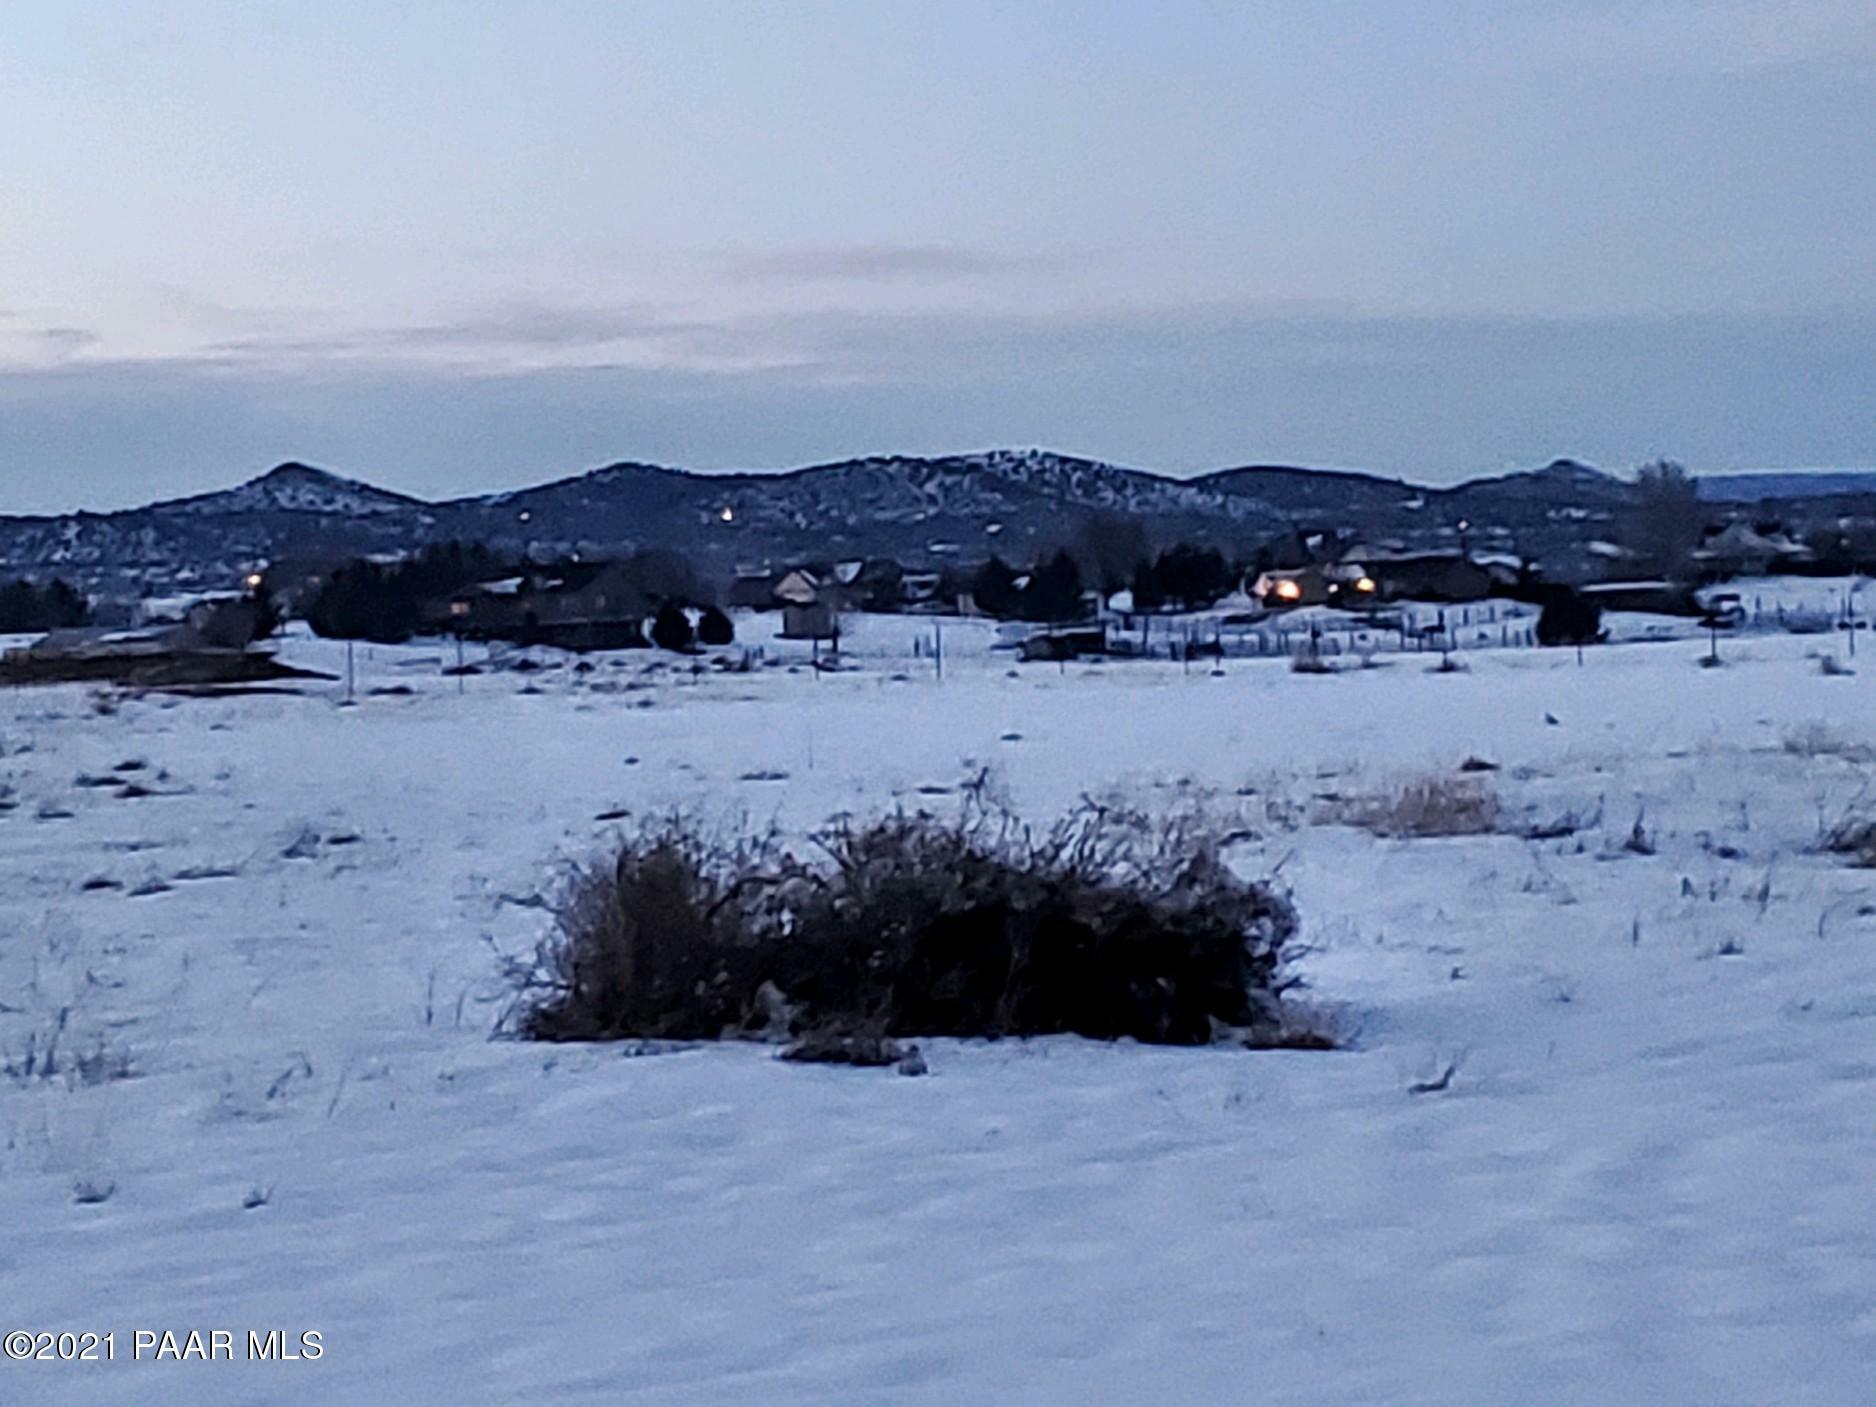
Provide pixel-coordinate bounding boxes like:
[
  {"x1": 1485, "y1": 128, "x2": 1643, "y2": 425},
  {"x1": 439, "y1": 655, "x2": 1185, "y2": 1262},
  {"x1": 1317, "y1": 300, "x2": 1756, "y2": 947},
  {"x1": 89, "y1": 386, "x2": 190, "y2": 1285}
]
[
  {"x1": 247, "y1": 585, "x2": 283, "y2": 641},
  {"x1": 1624, "y1": 460, "x2": 1703, "y2": 579},
  {"x1": 191, "y1": 596, "x2": 277, "y2": 649},
  {"x1": 1132, "y1": 556, "x2": 1166, "y2": 612},
  {"x1": 650, "y1": 602, "x2": 695, "y2": 652},
  {"x1": 306, "y1": 542, "x2": 516, "y2": 643},
  {"x1": 621, "y1": 549, "x2": 702, "y2": 604},
  {"x1": 1022, "y1": 549, "x2": 1085, "y2": 623},
  {"x1": 970, "y1": 556, "x2": 1021, "y2": 617},
  {"x1": 307, "y1": 562, "x2": 422, "y2": 643},
  {"x1": 41, "y1": 579, "x2": 89, "y2": 629},
  {"x1": 1150, "y1": 544, "x2": 1234, "y2": 610},
  {"x1": 1535, "y1": 589, "x2": 1604, "y2": 647},
  {"x1": 1072, "y1": 513, "x2": 1151, "y2": 595},
  {"x1": 697, "y1": 605, "x2": 735, "y2": 647},
  {"x1": 0, "y1": 578, "x2": 88, "y2": 633}
]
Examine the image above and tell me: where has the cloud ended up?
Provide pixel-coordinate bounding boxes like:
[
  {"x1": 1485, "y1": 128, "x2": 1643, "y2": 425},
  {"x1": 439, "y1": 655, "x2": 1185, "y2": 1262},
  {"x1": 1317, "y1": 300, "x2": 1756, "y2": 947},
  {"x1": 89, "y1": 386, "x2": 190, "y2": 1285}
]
[
  {"x1": 723, "y1": 244, "x2": 1061, "y2": 284},
  {"x1": 35, "y1": 328, "x2": 100, "y2": 356},
  {"x1": 1520, "y1": 0, "x2": 1876, "y2": 75},
  {"x1": 374, "y1": 302, "x2": 695, "y2": 351},
  {"x1": 2, "y1": 305, "x2": 1872, "y2": 512},
  {"x1": 0, "y1": 325, "x2": 101, "y2": 367},
  {"x1": 198, "y1": 300, "x2": 799, "y2": 373}
]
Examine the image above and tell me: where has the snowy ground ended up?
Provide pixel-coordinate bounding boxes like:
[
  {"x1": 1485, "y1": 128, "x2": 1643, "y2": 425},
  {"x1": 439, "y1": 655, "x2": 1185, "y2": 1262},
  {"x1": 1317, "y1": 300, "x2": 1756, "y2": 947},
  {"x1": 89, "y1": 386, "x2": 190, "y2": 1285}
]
[{"x1": 3, "y1": 616, "x2": 1875, "y2": 1404}]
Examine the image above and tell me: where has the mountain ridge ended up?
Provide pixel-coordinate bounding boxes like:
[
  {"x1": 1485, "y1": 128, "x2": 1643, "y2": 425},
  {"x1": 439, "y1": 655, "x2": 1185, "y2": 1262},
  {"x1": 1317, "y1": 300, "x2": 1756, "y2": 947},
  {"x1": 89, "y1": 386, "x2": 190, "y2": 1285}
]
[{"x1": 3, "y1": 450, "x2": 1873, "y2": 602}]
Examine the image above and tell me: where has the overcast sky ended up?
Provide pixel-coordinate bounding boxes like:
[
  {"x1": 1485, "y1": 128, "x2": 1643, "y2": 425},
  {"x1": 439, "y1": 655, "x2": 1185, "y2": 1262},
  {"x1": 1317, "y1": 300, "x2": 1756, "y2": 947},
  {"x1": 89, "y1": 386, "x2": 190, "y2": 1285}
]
[{"x1": 4, "y1": 0, "x2": 1874, "y2": 512}]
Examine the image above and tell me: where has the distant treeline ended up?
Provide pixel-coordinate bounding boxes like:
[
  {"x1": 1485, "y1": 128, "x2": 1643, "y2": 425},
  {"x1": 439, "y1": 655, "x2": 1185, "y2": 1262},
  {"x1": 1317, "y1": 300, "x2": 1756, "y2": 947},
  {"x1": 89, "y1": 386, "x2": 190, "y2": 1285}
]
[
  {"x1": 304, "y1": 542, "x2": 709, "y2": 644},
  {"x1": 968, "y1": 541, "x2": 1241, "y2": 623},
  {"x1": 307, "y1": 542, "x2": 514, "y2": 643},
  {"x1": 0, "y1": 578, "x2": 89, "y2": 634}
]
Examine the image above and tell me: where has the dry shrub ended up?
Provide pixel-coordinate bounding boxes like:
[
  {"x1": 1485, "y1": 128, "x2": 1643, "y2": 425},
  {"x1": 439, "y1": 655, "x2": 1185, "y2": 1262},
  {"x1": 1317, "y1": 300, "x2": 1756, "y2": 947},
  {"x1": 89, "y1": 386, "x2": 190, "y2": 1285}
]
[
  {"x1": 1782, "y1": 723, "x2": 1873, "y2": 762},
  {"x1": 1322, "y1": 775, "x2": 1501, "y2": 838},
  {"x1": 1821, "y1": 813, "x2": 1876, "y2": 866},
  {"x1": 3, "y1": 1008, "x2": 135, "y2": 1088},
  {"x1": 507, "y1": 802, "x2": 1301, "y2": 1048}
]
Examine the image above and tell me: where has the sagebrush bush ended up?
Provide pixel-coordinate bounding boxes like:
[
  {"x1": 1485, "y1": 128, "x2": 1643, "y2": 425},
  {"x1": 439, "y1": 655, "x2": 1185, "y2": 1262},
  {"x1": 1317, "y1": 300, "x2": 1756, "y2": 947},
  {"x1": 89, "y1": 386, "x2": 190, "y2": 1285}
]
[
  {"x1": 1322, "y1": 775, "x2": 1501, "y2": 838},
  {"x1": 507, "y1": 802, "x2": 1302, "y2": 1048}
]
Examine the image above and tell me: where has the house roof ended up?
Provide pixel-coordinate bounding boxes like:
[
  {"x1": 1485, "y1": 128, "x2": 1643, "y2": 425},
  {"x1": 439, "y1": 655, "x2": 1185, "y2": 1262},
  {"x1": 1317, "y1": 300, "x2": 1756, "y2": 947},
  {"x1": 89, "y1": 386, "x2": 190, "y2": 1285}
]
[
  {"x1": 23, "y1": 624, "x2": 211, "y2": 660},
  {"x1": 773, "y1": 569, "x2": 822, "y2": 604},
  {"x1": 1692, "y1": 522, "x2": 1811, "y2": 559},
  {"x1": 1581, "y1": 580, "x2": 1677, "y2": 594}
]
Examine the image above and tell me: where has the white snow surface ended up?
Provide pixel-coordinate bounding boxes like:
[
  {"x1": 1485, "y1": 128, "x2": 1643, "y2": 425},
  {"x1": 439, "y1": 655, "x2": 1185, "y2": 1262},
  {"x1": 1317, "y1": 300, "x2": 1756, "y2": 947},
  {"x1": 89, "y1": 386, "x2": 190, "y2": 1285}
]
[{"x1": 3, "y1": 619, "x2": 1875, "y2": 1404}]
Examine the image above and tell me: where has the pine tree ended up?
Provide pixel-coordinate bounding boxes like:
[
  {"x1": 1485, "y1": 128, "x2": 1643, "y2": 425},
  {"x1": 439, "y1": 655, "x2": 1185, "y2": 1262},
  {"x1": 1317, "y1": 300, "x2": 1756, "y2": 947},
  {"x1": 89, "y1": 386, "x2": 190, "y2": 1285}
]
[
  {"x1": 1022, "y1": 550, "x2": 1085, "y2": 623},
  {"x1": 651, "y1": 601, "x2": 695, "y2": 652},
  {"x1": 697, "y1": 605, "x2": 735, "y2": 646}
]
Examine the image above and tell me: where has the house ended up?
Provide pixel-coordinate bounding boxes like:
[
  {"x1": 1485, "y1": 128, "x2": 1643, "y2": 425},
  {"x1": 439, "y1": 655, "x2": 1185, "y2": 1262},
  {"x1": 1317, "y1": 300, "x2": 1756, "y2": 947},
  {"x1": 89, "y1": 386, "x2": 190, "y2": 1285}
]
[
  {"x1": 899, "y1": 571, "x2": 944, "y2": 611},
  {"x1": 1250, "y1": 566, "x2": 1329, "y2": 609},
  {"x1": 256, "y1": 552, "x2": 355, "y2": 616},
  {"x1": 135, "y1": 591, "x2": 223, "y2": 627},
  {"x1": 1251, "y1": 563, "x2": 1376, "y2": 610},
  {"x1": 781, "y1": 600, "x2": 840, "y2": 641},
  {"x1": 18, "y1": 625, "x2": 205, "y2": 662},
  {"x1": 1019, "y1": 625, "x2": 1108, "y2": 662},
  {"x1": 758, "y1": 563, "x2": 867, "y2": 640},
  {"x1": 436, "y1": 574, "x2": 534, "y2": 636},
  {"x1": 773, "y1": 568, "x2": 824, "y2": 607},
  {"x1": 844, "y1": 559, "x2": 907, "y2": 613},
  {"x1": 184, "y1": 596, "x2": 272, "y2": 649},
  {"x1": 1472, "y1": 552, "x2": 1534, "y2": 593},
  {"x1": 1, "y1": 622, "x2": 320, "y2": 688},
  {"x1": 1578, "y1": 580, "x2": 1702, "y2": 616},
  {"x1": 128, "y1": 594, "x2": 272, "y2": 645},
  {"x1": 441, "y1": 564, "x2": 653, "y2": 650},
  {"x1": 727, "y1": 570, "x2": 783, "y2": 611},
  {"x1": 1358, "y1": 551, "x2": 1495, "y2": 604},
  {"x1": 1691, "y1": 521, "x2": 1814, "y2": 578},
  {"x1": 1255, "y1": 527, "x2": 1356, "y2": 574}
]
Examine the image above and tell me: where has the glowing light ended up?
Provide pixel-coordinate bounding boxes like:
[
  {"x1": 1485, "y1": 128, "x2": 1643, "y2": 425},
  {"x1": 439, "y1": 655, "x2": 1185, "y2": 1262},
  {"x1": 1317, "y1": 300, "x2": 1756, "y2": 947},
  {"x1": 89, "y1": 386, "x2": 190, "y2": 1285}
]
[
  {"x1": 244, "y1": 573, "x2": 264, "y2": 590},
  {"x1": 1355, "y1": 576, "x2": 1376, "y2": 593},
  {"x1": 719, "y1": 506, "x2": 735, "y2": 523},
  {"x1": 1273, "y1": 579, "x2": 1302, "y2": 602}
]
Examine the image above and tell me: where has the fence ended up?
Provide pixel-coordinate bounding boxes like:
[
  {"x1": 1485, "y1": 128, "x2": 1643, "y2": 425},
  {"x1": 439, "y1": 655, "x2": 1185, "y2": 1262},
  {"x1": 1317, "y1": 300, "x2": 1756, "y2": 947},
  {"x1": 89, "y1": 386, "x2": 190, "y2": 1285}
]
[{"x1": 1123, "y1": 601, "x2": 1540, "y2": 663}]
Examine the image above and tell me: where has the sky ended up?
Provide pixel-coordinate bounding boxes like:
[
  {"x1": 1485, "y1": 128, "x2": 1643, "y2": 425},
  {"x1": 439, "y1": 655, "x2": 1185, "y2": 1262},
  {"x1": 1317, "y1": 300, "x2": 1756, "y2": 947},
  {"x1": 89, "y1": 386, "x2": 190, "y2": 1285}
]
[{"x1": 2, "y1": 0, "x2": 1874, "y2": 513}]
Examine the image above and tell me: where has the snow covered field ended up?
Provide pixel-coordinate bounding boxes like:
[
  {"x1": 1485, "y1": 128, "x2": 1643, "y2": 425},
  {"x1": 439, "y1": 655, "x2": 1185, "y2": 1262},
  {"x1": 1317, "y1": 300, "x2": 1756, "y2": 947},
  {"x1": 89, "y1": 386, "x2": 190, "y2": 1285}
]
[{"x1": 3, "y1": 619, "x2": 1875, "y2": 1404}]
